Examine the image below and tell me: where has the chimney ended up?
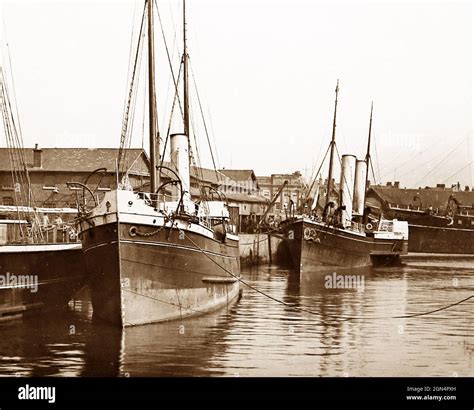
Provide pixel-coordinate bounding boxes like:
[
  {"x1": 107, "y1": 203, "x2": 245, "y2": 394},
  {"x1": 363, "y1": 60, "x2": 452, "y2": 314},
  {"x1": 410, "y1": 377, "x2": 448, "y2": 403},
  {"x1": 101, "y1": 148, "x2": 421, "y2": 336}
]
[
  {"x1": 352, "y1": 159, "x2": 367, "y2": 216},
  {"x1": 386, "y1": 181, "x2": 392, "y2": 187},
  {"x1": 33, "y1": 143, "x2": 42, "y2": 168},
  {"x1": 394, "y1": 181, "x2": 400, "y2": 188},
  {"x1": 339, "y1": 155, "x2": 356, "y2": 228}
]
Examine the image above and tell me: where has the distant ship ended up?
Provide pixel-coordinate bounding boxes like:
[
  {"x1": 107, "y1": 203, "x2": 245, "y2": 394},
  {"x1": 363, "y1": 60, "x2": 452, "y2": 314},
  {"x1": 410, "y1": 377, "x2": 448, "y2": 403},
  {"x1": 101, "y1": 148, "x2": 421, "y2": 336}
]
[
  {"x1": 77, "y1": 0, "x2": 240, "y2": 327},
  {"x1": 281, "y1": 82, "x2": 408, "y2": 272},
  {"x1": 367, "y1": 187, "x2": 474, "y2": 254}
]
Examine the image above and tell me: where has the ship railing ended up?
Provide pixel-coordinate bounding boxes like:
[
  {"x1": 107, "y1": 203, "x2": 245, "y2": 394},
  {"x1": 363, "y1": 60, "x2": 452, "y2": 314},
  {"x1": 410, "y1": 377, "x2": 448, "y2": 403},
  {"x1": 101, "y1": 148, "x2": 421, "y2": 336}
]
[
  {"x1": 350, "y1": 221, "x2": 365, "y2": 233},
  {"x1": 40, "y1": 223, "x2": 79, "y2": 244},
  {"x1": 377, "y1": 219, "x2": 395, "y2": 233},
  {"x1": 0, "y1": 220, "x2": 79, "y2": 245},
  {"x1": 390, "y1": 204, "x2": 422, "y2": 211}
]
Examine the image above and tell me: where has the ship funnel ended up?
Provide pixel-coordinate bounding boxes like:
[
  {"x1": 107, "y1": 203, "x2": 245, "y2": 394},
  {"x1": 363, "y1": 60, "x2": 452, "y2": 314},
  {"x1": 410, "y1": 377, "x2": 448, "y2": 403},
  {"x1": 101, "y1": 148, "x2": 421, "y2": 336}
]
[
  {"x1": 352, "y1": 159, "x2": 367, "y2": 216},
  {"x1": 339, "y1": 154, "x2": 356, "y2": 228},
  {"x1": 170, "y1": 133, "x2": 191, "y2": 201}
]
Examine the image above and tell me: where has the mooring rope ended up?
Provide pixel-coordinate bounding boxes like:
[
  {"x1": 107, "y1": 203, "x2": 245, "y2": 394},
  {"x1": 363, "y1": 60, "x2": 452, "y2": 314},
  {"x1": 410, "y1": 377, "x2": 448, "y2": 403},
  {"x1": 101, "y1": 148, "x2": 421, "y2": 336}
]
[{"x1": 178, "y1": 228, "x2": 474, "y2": 323}]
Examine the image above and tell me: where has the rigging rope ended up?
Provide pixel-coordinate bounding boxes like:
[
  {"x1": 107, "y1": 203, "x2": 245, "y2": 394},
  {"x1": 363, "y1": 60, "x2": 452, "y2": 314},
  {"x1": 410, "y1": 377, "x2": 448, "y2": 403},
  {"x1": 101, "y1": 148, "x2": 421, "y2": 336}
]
[
  {"x1": 303, "y1": 143, "x2": 331, "y2": 206},
  {"x1": 159, "y1": 63, "x2": 183, "y2": 173},
  {"x1": 369, "y1": 155, "x2": 378, "y2": 187},
  {"x1": 155, "y1": 0, "x2": 184, "y2": 120},
  {"x1": 379, "y1": 133, "x2": 458, "y2": 181},
  {"x1": 441, "y1": 161, "x2": 474, "y2": 185},
  {"x1": 155, "y1": 0, "x2": 188, "y2": 187},
  {"x1": 189, "y1": 58, "x2": 220, "y2": 184},
  {"x1": 117, "y1": 2, "x2": 147, "y2": 177},
  {"x1": 206, "y1": 108, "x2": 221, "y2": 171},
  {"x1": 189, "y1": 98, "x2": 209, "y2": 203},
  {"x1": 413, "y1": 136, "x2": 468, "y2": 188},
  {"x1": 306, "y1": 140, "x2": 327, "y2": 195},
  {"x1": 0, "y1": 65, "x2": 43, "y2": 242}
]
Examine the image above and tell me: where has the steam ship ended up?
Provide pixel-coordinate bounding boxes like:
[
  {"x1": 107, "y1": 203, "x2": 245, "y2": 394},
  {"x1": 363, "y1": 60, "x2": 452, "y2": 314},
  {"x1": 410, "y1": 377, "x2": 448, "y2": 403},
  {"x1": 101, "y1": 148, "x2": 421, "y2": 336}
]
[
  {"x1": 281, "y1": 83, "x2": 408, "y2": 272},
  {"x1": 77, "y1": 0, "x2": 240, "y2": 327}
]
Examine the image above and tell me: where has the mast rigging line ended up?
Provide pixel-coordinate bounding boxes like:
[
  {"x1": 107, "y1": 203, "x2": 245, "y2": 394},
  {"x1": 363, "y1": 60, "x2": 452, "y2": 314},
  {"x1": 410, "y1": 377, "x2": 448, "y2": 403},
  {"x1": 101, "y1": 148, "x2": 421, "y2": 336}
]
[
  {"x1": 122, "y1": 0, "x2": 216, "y2": 205},
  {"x1": 155, "y1": 0, "x2": 184, "y2": 121},
  {"x1": 379, "y1": 133, "x2": 458, "y2": 181},
  {"x1": 117, "y1": 1, "x2": 147, "y2": 176},
  {"x1": 189, "y1": 106, "x2": 208, "y2": 201},
  {"x1": 303, "y1": 143, "x2": 331, "y2": 205},
  {"x1": 369, "y1": 157, "x2": 378, "y2": 187},
  {"x1": 0, "y1": 70, "x2": 24, "y2": 222},
  {"x1": 189, "y1": 58, "x2": 220, "y2": 181},
  {"x1": 389, "y1": 141, "x2": 464, "y2": 183},
  {"x1": 207, "y1": 107, "x2": 221, "y2": 171},
  {"x1": 158, "y1": 63, "x2": 183, "y2": 174},
  {"x1": 187, "y1": 87, "x2": 212, "y2": 203},
  {"x1": 157, "y1": 0, "x2": 183, "y2": 134},
  {"x1": 441, "y1": 160, "x2": 474, "y2": 185},
  {"x1": 5, "y1": 44, "x2": 26, "y2": 167},
  {"x1": 0, "y1": 66, "x2": 43, "y2": 241},
  {"x1": 383, "y1": 144, "x2": 450, "y2": 183},
  {"x1": 372, "y1": 135, "x2": 382, "y2": 185},
  {"x1": 306, "y1": 138, "x2": 327, "y2": 195},
  {"x1": 162, "y1": 0, "x2": 212, "y2": 204},
  {"x1": 122, "y1": 0, "x2": 139, "y2": 127},
  {"x1": 413, "y1": 135, "x2": 468, "y2": 188},
  {"x1": 155, "y1": 0, "x2": 196, "y2": 193}
]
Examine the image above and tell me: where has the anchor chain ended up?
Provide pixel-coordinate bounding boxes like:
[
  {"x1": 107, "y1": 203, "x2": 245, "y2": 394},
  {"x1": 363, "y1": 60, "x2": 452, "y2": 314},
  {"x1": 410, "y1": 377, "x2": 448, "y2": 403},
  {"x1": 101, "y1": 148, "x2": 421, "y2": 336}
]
[
  {"x1": 129, "y1": 225, "x2": 165, "y2": 237},
  {"x1": 128, "y1": 214, "x2": 174, "y2": 238}
]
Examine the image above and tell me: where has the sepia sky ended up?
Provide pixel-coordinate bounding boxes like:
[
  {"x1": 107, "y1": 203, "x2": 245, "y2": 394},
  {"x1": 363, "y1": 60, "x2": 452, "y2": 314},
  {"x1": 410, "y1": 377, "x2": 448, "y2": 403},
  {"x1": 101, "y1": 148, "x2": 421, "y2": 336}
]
[{"x1": 1, "y1": 0, "x2": 473, "y2": 188}]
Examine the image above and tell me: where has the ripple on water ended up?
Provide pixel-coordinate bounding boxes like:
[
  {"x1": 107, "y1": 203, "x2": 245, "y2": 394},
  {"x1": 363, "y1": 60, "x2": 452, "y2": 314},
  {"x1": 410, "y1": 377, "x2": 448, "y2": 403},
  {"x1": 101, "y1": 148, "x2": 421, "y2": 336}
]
[{"x1": 0, "y1": 258, "x2": 472, "y2": 376}]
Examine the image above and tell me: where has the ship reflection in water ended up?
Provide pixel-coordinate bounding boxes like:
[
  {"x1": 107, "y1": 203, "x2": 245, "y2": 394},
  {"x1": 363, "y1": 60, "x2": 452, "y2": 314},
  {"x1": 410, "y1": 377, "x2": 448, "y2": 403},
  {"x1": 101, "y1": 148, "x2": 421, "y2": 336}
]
[{"x1": 0, "y1": 259, "x2": 473, "y2": 376}]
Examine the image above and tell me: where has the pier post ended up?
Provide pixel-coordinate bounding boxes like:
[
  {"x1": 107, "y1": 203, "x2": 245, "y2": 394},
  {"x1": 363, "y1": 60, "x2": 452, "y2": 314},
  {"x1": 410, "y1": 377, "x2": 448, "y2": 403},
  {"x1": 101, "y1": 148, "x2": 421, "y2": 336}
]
[
  {"x1": 256, "y1": 233, "x2": 260, "y2": 265},
  {"x1": 268, "y1": 233, "x2": 272, "y2": 264}
]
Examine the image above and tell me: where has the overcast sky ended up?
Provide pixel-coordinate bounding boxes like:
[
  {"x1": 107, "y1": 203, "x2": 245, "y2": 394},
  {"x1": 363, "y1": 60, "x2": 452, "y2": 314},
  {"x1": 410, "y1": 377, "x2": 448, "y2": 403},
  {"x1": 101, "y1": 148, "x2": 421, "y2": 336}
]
[{"x1": 1, "y1": 0, "x2": 473, "y2": 188}]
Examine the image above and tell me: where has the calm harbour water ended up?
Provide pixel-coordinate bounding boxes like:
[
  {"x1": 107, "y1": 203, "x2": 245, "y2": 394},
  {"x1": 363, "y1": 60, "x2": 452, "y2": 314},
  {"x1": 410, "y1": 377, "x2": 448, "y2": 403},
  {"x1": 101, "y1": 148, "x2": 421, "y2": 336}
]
[{"x1": 0, "y1": 257, "x2": 473, "y2": 377}]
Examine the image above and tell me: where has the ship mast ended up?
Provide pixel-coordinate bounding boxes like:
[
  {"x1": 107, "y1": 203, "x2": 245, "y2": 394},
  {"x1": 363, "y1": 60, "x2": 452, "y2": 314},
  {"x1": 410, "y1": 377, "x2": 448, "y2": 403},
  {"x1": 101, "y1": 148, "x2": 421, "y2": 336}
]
[
  {"x1": 183, "y1": 0, "x2": 190, "y2": 137},
  {"x1": 147, "y1": 0, "x2": 159, "y2": 193},
  {"x1": 364, "y1": 101, "x2": 373, "y2": 194},
  {"x1": 324, "y1": 80, "x2": 339, "y2": 220}
]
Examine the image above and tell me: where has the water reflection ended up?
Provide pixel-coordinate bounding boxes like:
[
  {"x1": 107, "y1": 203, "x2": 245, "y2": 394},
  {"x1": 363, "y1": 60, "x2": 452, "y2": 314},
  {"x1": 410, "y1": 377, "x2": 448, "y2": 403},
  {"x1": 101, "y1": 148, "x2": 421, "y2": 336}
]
[
  {"x1": 0, "y1": 312, "x2": 89, "y2": 377},
  {"x1": 82, "y1": 301, "x2": 240, "y2": 377},
  {"x1": 0, "y1": 258, "x2": 472, "y2": 376}
]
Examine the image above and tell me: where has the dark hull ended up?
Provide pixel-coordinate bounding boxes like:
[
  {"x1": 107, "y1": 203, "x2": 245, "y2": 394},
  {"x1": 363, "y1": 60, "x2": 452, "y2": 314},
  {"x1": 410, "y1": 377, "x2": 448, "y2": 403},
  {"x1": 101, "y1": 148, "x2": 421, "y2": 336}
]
[
  {"x1": 82, "y1": 220, "x2": 241, "y2": 327},
  {"x1": 281, "y1": 219, "x2": 407, "y2": 272},
  {"x1": 408, "y1": 224, "x2": 474, "y2": 254},
  {"x1": 0, "y1": 244, "x2": 85, "y2": 321},
  {"x1": 387, "y1": 209, "x2": 474, "y2": 254}
]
